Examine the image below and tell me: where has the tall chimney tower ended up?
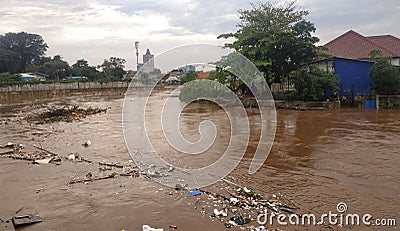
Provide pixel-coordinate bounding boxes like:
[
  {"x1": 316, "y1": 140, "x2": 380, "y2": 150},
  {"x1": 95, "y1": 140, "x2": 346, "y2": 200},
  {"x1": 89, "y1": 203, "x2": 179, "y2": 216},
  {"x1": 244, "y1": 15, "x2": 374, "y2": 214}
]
[{"x1": 134, "y1": 41, "x2": 139, "y2": 71}]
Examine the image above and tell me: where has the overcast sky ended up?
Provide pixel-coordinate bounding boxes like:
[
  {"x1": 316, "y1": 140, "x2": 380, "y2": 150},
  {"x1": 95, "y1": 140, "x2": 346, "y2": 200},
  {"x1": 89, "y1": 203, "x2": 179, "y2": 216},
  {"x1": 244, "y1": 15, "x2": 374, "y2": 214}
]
[{"x1": 1, "y1": 0, "x2": 399, "y2": 70}]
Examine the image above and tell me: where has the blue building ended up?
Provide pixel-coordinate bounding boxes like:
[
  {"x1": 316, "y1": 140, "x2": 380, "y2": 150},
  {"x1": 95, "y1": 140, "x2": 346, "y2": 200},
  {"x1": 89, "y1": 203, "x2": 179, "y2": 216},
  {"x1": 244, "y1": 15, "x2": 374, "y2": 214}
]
[{"x1": 316, "y1": 57, "x2": 374, "y2": 98}]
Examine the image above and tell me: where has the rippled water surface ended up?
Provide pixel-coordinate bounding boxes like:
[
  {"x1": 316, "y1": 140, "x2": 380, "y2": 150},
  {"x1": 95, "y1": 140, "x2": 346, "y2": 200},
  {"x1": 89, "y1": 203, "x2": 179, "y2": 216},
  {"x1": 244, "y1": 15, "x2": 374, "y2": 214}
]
[{"x1": 0, "y1": 90, "x2": 399, "y2": 230}]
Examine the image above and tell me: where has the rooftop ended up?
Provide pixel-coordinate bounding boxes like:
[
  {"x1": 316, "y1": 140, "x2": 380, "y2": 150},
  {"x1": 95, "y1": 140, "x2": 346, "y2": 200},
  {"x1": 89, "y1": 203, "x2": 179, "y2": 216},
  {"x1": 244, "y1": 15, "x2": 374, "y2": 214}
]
[{"x1": 324, "y1": 30, "x2": 400, "y2": 60}]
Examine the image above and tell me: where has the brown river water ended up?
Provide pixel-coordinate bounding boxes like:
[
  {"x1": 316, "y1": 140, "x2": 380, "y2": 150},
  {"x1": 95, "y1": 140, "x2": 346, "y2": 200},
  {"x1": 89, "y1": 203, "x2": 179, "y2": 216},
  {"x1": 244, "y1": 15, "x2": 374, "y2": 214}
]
[{"x1": 0, "y1": 89, "x2": 399, "y2": 231}]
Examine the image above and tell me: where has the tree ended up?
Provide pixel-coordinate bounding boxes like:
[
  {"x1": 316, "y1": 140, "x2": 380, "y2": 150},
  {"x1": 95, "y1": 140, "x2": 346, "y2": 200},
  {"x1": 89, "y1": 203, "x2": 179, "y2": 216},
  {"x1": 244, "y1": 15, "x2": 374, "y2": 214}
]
[
  {"x1": 180, "y1": 71, "x2": 197, "y2": 85},
  {"x1": 369, "y1": 58, "x2": 400, "y2": 95},
  {"x1": 37, "y1": 55, "x2": 70, "y2": 80},
  {"x1": 71, "y1": 59, "x2": 99, "y2": 80},
  {"x1": 0, "y1": 72, "x2": 23, "y2": 86},
  {"x1": 99, "y1": 57, "x2": 126, "y2": 78},
  {"x1": 218, "y1": 1, "x2": 319, "y2": 85},
  {"x1": 293, "y1": 65, "x2": 339, "y2": 101},
  {"x1": 369, "y1": 50, "x2": 382, "y2": 60},
  {"x1": 207, "y1": 68, "x2": 228, "y2": 84},
  {"x1": 0, "y1": 32, "x2": 48, "y2": 72},
  {"x1": 0, "y1": 49, "x2": 20, "y2": 73}
]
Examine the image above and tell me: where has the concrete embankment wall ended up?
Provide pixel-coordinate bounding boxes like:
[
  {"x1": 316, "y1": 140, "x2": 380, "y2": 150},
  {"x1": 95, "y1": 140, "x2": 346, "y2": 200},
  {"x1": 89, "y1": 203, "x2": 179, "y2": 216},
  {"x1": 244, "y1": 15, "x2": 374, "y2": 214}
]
[{"x1": 0, "y1": 82, "x2": 134, "y2": 104}]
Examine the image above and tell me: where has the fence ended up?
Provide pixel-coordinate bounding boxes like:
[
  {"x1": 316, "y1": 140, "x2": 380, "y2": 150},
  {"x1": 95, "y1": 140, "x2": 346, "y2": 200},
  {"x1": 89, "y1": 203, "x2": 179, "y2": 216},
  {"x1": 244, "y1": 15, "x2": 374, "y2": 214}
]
[
  {"x1": 0, "y1": 81, "x2": 132, "y2": 92},
  {"x1": 0, "y1": 82, "x2": 142, "y2": 104},
  {"x1": 376, "y1": 95, "x2": 400, "y2": 109}
]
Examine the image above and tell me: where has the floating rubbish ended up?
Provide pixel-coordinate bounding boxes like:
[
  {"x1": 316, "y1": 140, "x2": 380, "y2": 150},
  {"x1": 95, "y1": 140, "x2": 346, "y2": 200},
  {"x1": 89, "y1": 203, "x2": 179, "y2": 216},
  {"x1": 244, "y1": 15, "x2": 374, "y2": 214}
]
[
  {"x1": 33, "y1": 145, "x2": 57, "y2": 156},
  {"x1": 66, "y1": 153, "x2": 77, "y2": 161},
  {"x1": 25, "y1": 105, "x2": 107, "y2": 124},
  {"x1": 254, "y1": 226, "x2": 267, "y2": 231},
  {"x1": 169, "y1": 225, "x2": 177, "y2": 229},
  {"x1": 0, "y1": 150, "x2": 13, "y2": 156},
  {"x1": 142, "y1": 224, "x2": 163, "y2": 231},
  {"x1": 0, "y1": 140, "x2": 140, "y2": 184},
  {"x1": 99, "y1": 161, "x2": 124, "y2": 168},
  {"x1": 5, "y1": 142, "x2": 16, "y2": 148},
  {"x1": 229, "y1": 197, "x2": 239, "y2": 205},
  {"x1": 12, "y1": 214, "x2": 42, "y2": 227},
  {"x1": 175, "y1": 183, "x2": 187, "y2": 191},
  {"x1": 188, "y1": 190, "x2": 202, "y2": 196},
  {"x1": 225, "y1": 216, "x2": 248, "y2": 227},
  {"x1": 184, "y1": 178, "x2": 300, "y2": 230},
  {"x1": 1, "y1": 220, "x2": 14, "y2": 231},
  {"x1": 145, "y1": 165, "x2": 163, "y2": 177},
  {"x1": 68, "y1": 172, "x2": 117, "y2": 185},
  {"x1": 82, "y1": 140, "x2": 91, "y2": 147},
  {"x1": 34, "y1": 158, "x2": 52, "y2": 165},
  {"x1": 213, "y1": 208, "x2": 227, "y2": 217}
]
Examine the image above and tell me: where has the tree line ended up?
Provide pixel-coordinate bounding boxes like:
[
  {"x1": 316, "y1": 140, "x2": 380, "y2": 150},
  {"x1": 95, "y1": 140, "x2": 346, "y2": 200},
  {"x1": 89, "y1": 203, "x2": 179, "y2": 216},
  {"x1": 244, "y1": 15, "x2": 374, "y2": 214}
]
[{"x1": 0, "y1": 32, "x2": 127, "y2": 82}]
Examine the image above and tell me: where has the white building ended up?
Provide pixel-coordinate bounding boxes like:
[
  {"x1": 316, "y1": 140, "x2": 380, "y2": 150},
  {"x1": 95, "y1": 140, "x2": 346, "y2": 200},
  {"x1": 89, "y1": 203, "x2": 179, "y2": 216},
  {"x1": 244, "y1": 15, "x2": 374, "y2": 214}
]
[{"x1": 138, "y1": 49, "x2": 155, "y2": 73}]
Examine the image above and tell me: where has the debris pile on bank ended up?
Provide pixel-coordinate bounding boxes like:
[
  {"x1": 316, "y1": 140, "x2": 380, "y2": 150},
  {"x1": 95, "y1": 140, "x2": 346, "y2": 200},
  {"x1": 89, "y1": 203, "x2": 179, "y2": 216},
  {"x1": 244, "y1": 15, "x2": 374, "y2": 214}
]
[
  {"x1": 25, "y1": 105, "x2": 107, "y2": 124},
  {"x1": 0, "y1": 142, "x2": 139, "y2": 185}
]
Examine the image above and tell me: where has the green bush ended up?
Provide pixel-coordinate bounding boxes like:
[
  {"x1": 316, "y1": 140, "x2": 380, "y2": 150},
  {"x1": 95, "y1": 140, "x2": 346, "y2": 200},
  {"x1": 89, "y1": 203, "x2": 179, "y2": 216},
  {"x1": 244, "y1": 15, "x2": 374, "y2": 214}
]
[
  {"x1": 0, "y1": 72, "x2": 23, "y2": 87},
  {"x1": 369, "y1": 58, "x2": 400, "y2": 95},
  {"x1": 293, "y1": 65, "x2": 339, "y2": 101}
]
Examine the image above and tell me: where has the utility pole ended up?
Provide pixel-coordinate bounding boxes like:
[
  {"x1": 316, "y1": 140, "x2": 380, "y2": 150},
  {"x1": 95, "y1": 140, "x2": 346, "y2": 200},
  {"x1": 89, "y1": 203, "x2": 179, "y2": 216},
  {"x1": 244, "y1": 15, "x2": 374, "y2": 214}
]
[{"x1": 135, "y1": 41, "x2": 139, "y2": 71}]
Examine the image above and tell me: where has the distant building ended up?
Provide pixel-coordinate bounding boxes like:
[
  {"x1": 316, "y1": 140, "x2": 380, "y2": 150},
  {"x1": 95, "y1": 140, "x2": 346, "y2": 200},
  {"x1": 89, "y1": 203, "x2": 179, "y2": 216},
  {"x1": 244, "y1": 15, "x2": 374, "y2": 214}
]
[
  {"x1": 308, "y1": 30, "x2": 400, "y2": 98},
  {"x1": 195, "y1": 72, "x2": 210, "y2": 80},
  {"x1": 20, "y1": 73, "x2": 47, "y2": 82},
  {"x1": 182, "y1": 65, "x2": 196, "y2": 73},
  {"x1": 138, "y1": 49, "x2": 155, "y2": 73},
  {"x1": 313, "y1": 57, "x2": 374, "y2": 97},
  {"x1": 62, "y1": 76, "x2": 88, "y2": 81}
]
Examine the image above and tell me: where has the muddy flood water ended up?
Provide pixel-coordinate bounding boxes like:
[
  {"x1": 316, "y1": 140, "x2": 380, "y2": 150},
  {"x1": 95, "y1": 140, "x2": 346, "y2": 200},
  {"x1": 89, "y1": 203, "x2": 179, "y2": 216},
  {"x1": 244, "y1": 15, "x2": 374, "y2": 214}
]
[{"x1": 0, "y1": 89, "x2": 399, "y2": 231}]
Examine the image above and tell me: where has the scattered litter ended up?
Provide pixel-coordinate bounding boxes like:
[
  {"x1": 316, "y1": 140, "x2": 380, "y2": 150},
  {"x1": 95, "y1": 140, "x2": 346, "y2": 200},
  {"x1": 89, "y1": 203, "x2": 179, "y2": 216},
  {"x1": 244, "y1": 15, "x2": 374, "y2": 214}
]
[
  {"x1": 188, "y1": 190, "x2": 202, "y2": 196},
  {"x1": 34, "y1": 158, "x2": 52, "y2": 165},
  {"x1": 82, "y1": 140, "x2": 91, "y2": 147},
  {"x1": 175, "y1": 183, "x2": 187, "y2": 191},
  {"x1": 182, "y1": 178, "x2": 302, "y2": 230},
  {"x1": 68, "y1": 172, "x2": 117, "y2": 185},
  {"x1": 213, "y1": 208, "x2": 227, "y2": 217},
  {"x1": 12, "y1": 214, "x2": 42, "y2": 227},
  {"x1": 142, "y1": 224, "x2": 163, "y2": 231},
  {"x1": 229, "y1": 197, "x2": 239, "y2": 205},
  {"x1": 35, "y1": 188, "x2": 44, "y2": 194},
  {"x1": 99, "y1": 161, "x2": 124, "y2": 168},
  {"x1": 66, "y1": 153, "x2": 78, "y2": 161}
]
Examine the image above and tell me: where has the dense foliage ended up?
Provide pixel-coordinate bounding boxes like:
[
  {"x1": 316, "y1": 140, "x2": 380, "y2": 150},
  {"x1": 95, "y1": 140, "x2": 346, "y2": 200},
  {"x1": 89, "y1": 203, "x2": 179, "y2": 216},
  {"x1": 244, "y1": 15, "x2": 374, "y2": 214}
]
[
  {"x1": 0, "y1": 72, "x2": 23, "y2": 86},
  {"x1": 0, "y1": 31, "x2": 128, "y2": 84},
  {"x1": 218, "y1": 1, "x2": 319, "y2": 85},
  {"x1": 0, "y1": 32, "x2": 48, "y2": 73},
  {"x1": 369, "y1": 58, "x2": 400, "y2": 95},
  {"x1": 180, "y1": 71, "x2": 197, "y2": 85},
  {"x1": 293, "y1": 65, "x2": 339, "y2": 101}
]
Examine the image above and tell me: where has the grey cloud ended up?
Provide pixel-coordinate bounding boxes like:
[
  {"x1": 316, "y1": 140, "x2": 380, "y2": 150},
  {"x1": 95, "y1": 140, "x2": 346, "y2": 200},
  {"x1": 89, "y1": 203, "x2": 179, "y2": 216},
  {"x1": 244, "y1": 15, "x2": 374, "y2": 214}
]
[
  {"x1": 1, "y1": 0, "x2": 400, "y2": 70},
  {"x1": 299, "y1": 0, "x2": 400, "y2": 43}
]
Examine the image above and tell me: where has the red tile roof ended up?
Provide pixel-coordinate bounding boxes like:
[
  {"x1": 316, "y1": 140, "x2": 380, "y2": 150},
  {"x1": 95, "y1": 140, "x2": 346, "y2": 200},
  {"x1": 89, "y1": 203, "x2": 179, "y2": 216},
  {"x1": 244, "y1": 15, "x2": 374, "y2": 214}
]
[
  {"x1": 324, "y1": 30, "x2": 400, "y2": 60},
  {"x1": 196, "y1": 72, "x2": 209, "y2": 79},
  {"x1": 367, "y1": 35, "x2": 400, "y2": 55}
]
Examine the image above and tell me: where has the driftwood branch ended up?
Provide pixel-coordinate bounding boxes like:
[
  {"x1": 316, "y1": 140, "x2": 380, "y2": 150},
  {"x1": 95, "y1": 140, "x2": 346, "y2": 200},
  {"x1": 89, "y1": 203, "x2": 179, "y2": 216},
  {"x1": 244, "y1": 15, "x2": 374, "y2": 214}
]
[
  {"x1": 33, "y1": 145, "x2": 58, "y2": 156},
  {"x1": 68, "y1": 172, "x2": 116, "y2": 185}
]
